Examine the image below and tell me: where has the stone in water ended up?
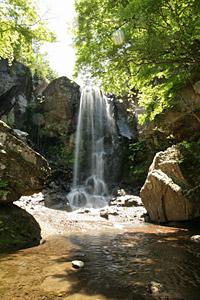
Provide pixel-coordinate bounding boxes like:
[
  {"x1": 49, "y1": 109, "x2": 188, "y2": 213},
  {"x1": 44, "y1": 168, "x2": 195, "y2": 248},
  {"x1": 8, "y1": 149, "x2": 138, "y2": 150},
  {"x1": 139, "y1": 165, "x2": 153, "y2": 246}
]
[{"x1": 72, "y1": 260, "x2": 84, "y2": 269}]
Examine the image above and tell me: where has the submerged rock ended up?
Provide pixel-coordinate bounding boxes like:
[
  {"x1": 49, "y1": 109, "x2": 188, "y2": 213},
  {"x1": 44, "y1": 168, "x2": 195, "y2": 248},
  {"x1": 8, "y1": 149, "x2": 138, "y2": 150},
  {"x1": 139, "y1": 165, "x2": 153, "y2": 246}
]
[
  {"x1": 140, "y1": 146, "x2": 200, "y2": 222},
  {"x1": 191, "y1": 235, "x2": 200, "y2": 243},
  {"x1": 147, "y1": 281, "x2": 163, "y2": 295}
]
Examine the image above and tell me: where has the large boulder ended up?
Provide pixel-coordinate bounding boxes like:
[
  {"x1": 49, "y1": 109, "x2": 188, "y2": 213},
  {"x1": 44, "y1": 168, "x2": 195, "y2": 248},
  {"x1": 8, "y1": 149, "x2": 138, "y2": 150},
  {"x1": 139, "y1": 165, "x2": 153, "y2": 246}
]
[
  {"x1": 0, "y1": 120, "x2": 50, "y2": 203},
  {"x1": 0, "y1": 60, "x2": 32, "y2": 129},
  {"x1": 140, "y1": 146, "x2": 200, "y2": 222},
  {"x1": 0, "y1": 204, "x2": 41, "y2": 252}
]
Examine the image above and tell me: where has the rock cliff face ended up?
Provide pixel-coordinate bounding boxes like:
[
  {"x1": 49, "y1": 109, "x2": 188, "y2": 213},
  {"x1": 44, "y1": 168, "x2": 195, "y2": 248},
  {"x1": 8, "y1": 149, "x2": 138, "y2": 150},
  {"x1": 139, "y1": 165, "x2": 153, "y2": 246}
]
[
  {"x1": 28, "y1": 78, "x2": 134, "y2": 192},
  {"x1": 41, "y1": 76, "x2": 80, "y2": 137},
  {"x1": 140, "y1": 146, "x2": 200, "y2": 222},
  {"x1": 0, "y1": 60, "x2": 32, "y2": 129},
  {"x1": 27, "y1": 77, "x2": 80, "y2": 173},
  {"x1": 0, "y1": 120, "x2": 50, "y2": 203}
]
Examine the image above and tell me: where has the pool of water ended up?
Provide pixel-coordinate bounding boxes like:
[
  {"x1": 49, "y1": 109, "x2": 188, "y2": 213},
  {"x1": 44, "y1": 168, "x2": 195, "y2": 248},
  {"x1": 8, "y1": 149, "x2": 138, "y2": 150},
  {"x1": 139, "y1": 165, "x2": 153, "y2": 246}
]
[{"x1": 0, "y1": 223, "x2": 200, "y2": 299}]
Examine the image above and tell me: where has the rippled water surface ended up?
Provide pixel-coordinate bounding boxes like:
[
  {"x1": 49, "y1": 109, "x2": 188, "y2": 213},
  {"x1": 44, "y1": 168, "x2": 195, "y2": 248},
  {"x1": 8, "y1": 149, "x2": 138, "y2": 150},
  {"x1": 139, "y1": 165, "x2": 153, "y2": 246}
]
[{"x1": 1, "y1": 223, "x2": 200, "y2": 299}]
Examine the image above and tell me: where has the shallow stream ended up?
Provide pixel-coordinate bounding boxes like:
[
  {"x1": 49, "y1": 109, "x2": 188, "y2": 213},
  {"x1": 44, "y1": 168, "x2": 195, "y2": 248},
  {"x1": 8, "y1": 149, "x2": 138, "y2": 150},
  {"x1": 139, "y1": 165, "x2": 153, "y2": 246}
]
[{"x1": 1, "y1": 222, "x2": 200, "y2": 299}]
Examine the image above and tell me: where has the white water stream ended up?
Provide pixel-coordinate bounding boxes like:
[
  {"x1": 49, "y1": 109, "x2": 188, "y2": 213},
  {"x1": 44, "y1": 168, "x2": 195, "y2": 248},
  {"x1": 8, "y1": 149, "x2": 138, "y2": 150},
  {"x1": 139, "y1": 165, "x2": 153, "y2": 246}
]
[{"x1": 67, "y1": 87, "x2": 116, "y2": 209}]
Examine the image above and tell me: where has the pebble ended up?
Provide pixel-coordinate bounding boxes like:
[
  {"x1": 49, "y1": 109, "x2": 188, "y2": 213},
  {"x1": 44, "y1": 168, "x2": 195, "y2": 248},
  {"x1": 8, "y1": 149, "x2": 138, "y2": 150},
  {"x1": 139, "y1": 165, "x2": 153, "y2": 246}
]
[
  {"x1": 40, "y1": 239, "x2": 46, "y2": 245},
  {"x1": 72, "y1": 260, "x2": 84, "y2": 269},
  {"x1": 100, "y1": 210, "x2": 109, "y2": 220},
  {"x1": 147, "y1": 281, "x2": 162, "y2": 295},
  {"x1": 191, "y1": 235, "x2": 200, "y2": 242}
]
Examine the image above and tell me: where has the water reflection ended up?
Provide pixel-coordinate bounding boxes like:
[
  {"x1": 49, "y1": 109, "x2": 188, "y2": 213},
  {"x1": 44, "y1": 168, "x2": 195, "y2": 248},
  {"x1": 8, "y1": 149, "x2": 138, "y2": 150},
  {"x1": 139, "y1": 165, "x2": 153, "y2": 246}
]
[{"x1": 0, "y1": 224, "x2": 200, "y2": 299}]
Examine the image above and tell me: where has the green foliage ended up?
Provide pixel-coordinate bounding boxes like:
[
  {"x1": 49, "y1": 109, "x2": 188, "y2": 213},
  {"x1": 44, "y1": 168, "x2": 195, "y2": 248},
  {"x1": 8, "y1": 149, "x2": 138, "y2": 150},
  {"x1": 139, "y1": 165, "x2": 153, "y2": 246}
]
[
  {"x1": 74, "y1": 0, "x2": 200, "y2": 122},
  {"x1": 178, "y1": 140, "x2": 200, "y2": 186},
  {"x1": 0, "y1": 0, "x2": 56, "y2": 80},
  {"x1": 0, "y1": 179, "x2": 8, "y2": 189},
  {"x1": 0, "y1": 179, "x2": 9, "y2": 198},
  {"x1": 128, "y1": 135, "x2": 173, "y2": 185},
  {"x1": 178, "y1": 140, "x2": 200, "y2": 200},
  {"x1": 128, "y1": 140, "x2": 154, "y2": 185}
]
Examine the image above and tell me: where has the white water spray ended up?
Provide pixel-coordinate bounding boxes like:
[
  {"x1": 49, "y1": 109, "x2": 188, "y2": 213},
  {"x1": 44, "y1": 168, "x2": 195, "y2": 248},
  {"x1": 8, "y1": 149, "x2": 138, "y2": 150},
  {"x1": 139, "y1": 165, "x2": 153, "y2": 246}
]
[{"x1": 67, "y1": 87, "x2": 116, "y2": 210}]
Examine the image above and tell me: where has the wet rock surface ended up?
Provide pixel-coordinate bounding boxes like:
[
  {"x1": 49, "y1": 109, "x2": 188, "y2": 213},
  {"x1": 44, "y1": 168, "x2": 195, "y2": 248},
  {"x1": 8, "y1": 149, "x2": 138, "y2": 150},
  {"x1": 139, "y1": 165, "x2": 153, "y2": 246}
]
[
  {"x1": 110, "y1": 194, "x2": 143, "y2": 207},
  {"x1": 43, "y1": 181, "x2": 71, "y2": 211},
  {"x1": 15, "y1": 190, "x2": 147, "y2": 238},
  {"x1": 191, "y1": 235, "x2": 200, "y2": 243}
]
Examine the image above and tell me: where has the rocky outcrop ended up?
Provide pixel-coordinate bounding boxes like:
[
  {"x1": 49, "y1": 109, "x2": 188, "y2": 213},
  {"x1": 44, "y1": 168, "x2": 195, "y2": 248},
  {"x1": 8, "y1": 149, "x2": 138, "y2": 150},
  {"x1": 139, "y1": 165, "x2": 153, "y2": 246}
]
[
  {"x1": 30, "y1": 76, "x2": 80, "y2": 140},
  {"x1": 0, "y1": 204, "x2": 41, "y2": 252},
  {"x1": 41, "y1": 76, "x2": 80, "y2": 136},
  {"x1": 0, "y1": 120, "x2": 50, "y2": 203},
  {"x1": 140, "y1": 146, "x2": 200, "y2": 222},
  {"x1": 27, "y1": 77, "x2": 80, "y2": 171},
  {"x1": 141, "y1": 80, "x2": 200, "y2": 143},
  {"x1": 0, "y1": 60, "x2": 32, "y2": 129}
]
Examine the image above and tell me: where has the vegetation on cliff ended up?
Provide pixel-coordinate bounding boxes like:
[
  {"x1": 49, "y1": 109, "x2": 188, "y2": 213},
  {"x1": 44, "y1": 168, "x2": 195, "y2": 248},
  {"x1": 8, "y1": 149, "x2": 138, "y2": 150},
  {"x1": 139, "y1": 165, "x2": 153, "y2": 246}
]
[{"x1": 74, "y1": 0, "x2": 200, "y2": 122}]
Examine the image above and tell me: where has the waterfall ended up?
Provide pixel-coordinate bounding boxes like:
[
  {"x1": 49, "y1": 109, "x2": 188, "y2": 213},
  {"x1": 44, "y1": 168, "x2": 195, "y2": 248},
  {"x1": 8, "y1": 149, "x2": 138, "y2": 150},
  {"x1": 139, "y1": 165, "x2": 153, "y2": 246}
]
[{"x1": 67, "y1": 86, "x2": 116, "y2": 210}]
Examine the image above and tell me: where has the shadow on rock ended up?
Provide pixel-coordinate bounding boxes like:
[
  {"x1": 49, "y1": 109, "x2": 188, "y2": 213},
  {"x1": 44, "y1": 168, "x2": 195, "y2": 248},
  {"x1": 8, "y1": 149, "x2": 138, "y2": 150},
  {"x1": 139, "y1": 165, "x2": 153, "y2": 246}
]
[{"x1": 0, "y1": 203, "x2": 41, "y2": 253}]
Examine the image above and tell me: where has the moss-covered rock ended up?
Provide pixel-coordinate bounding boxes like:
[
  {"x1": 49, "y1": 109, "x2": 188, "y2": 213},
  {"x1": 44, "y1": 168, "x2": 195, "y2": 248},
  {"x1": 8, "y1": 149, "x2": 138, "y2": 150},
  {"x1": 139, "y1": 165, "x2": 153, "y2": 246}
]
[{"x1": 0, "y1": 204, "x2": 41, "y2": 252}]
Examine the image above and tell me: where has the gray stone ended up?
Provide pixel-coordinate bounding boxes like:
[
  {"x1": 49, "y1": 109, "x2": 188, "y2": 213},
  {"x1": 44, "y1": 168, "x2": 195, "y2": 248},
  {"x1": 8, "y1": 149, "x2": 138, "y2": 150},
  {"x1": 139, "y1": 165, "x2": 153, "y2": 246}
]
[
  {"x1": 0, "y1": 60, "x2": 32, "y2": 129},
  {"x1": 0, "y1": 120, "x2": 50, "y2": 203},
  {"x1": 140, "y1": 146, "x2": 200, "y2": 222}
]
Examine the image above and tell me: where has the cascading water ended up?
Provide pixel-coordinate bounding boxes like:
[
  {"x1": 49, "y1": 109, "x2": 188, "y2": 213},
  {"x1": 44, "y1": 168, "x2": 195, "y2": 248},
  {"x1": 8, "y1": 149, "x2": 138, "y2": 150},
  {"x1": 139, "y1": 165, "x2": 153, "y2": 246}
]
[{"x1": 67, "y1": 86, "x2": 116, "y2": 210}]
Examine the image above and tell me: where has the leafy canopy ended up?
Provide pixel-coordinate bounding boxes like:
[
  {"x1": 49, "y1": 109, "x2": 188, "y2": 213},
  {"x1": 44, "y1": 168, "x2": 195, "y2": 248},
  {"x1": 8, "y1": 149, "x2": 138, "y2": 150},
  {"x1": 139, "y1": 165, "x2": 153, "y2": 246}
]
[
  {"x1": 74, "y1": 0, "x2": 200, "y2": 122},
  {"x1": 0, "y1": 0, "x2": 57, "y2": 80}
]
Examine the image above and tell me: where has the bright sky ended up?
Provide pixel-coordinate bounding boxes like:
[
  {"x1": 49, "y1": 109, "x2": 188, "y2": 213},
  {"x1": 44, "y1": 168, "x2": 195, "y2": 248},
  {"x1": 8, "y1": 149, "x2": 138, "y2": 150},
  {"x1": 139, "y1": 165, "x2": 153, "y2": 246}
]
[{"x1": 38, "y1": 0, "x2": 76, "y2": 80}]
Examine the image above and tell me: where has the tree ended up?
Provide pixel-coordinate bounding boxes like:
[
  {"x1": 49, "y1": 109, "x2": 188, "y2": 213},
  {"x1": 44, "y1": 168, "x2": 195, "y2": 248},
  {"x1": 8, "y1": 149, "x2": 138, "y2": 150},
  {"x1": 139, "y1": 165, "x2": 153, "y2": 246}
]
[
  {"x1": 0, "y1": 0, "x2": 56, "y2": 79},
  {"x1": 74, "y1": 0, "x2": 200, "y2": 122}
]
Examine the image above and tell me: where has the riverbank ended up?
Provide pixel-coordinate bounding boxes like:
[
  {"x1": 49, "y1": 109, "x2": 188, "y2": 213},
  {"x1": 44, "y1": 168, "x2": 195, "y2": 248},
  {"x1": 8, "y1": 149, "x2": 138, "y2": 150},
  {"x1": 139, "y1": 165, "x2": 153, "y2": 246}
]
[{"x1": 14, "y1": 192, "x2": 146, "y2": 237}]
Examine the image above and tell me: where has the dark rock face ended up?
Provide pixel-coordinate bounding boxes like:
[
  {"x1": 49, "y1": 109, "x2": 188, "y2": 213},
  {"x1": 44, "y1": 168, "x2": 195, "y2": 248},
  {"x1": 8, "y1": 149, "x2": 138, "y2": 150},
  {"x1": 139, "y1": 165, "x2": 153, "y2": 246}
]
[
  {"x1": 0, "y1": 120, "x2": 50, "y2": 203},
  {"x1": 41, "y1": 76, "x2": 80, "y2": 136},
  {"x1": 114, "y1": 99, "x2": 137, "y2": 140},
  {"x1": 0, "y1": 60, "x2": 32, "y2": 129},
  {"x1": 0, "y1": 204, "x2": 41, "y2": 252},
  {"x1": 28, "y1": 77, "x2": 80, "y2": 171},
  {"x1": 102, "y1": 95, "x2": 137, "y2": 187}
]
